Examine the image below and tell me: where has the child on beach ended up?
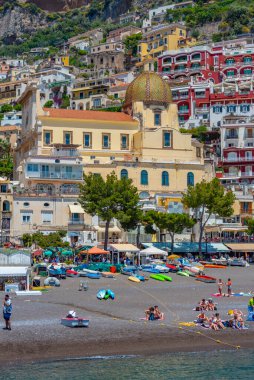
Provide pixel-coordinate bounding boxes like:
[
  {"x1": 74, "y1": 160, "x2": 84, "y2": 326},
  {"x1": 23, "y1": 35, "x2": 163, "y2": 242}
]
[
  {"x1": 2, "y1": 294, "x2": 12, "y2": 331},
  {"x1": 199, "y1": 299, "x2": 208, "y2": 310},
  {"x1": 145, "y1": 307, "x2": 155, "y2": 321},
  {"x1": 226, "y1": 278, "x2": 232, "y2": 296},
  {"x1": 218, "y1": 279, "x2": 223, "y2": 296}
]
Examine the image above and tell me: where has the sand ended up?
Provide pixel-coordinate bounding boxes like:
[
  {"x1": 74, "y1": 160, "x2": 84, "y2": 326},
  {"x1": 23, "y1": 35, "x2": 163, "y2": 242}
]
[{"x1": 0, "y1": 266, "x2": 254, "y2": 364}]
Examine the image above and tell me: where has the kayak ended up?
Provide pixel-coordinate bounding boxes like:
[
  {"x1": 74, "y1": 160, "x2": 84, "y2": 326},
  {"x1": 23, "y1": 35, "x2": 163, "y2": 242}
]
[
  {"x1": 106, "y1": 289, "x2": 115, "y2": 300},
  {"x1": 150, "y1": 274, "x2": 165, "y2": 281},
  {"x1": 128, "y1": 276, "x2": 140, "y2": 283},
  {"x1": 204, "y1": 264, "x2": 226, "y2": 269},
  {"x1": 97, "y1": 289, "x2": 106, "y2": 299},
  {"x1": 166, "y1": 264, "x2": 178, "y2": 272},
  {"x1": 196, "y1": 275, "x2": 216, "y2": 283},
  {"x1": 184, "y1": 270, "x2": 196, "y2": 277},
  {"x1": 187, "y1": 266, "x2": 201, "y2": 274},
  {"x1": 177, "y1": 271, "x2": 189, "y2": 277},
  {"x1": 158, "y1": 274, "x2": 172, "y2": 282}
]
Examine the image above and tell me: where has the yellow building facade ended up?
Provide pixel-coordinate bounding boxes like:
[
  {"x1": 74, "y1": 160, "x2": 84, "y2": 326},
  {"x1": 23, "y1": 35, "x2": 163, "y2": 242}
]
[
  {"x1": 138, "y1": 24, "x2": 195, "y2": 68},
  {"x1": 13, "y1": 72, "x2": 213, "y2": 243}
]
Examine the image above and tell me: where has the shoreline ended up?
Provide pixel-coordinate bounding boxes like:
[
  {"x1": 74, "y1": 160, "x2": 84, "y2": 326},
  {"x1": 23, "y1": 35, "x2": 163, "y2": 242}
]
[{"x1": 1, "y1": 327, "x2": 253, "y2": 366}]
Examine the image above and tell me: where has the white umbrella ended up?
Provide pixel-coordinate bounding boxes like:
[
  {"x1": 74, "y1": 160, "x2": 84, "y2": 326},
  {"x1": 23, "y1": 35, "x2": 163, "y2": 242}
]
[{"x1": 139, "y1": 247, "x2": 167, "y2": 256}]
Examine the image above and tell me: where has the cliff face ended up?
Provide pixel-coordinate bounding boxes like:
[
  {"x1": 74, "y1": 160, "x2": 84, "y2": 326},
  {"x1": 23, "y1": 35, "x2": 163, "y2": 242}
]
[
  {"x1": 0, "y1": 6, "x2": 47, "y2": 43},
  {"x1": 102, "y1": 0, "x2": 133, "y2": 20},
  {"x1": 27, "y1": 0, "x2": 90, "y2": 12}
]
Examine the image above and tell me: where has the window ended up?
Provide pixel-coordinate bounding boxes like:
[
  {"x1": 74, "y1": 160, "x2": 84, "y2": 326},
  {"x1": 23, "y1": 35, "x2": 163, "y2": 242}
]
[
  {"x1": 213, "y1": 106, "x2": 222, "y2": 113},
  {"x1": 41, "y1": 211, "x2": 53, "y2": 224},
  {"x1": 23, "y1": 202, "x2": 30, "y2": 207},
  {"x1": 83, "y1": 133, "x2": 92, "y2": 148},
  {"x1": 21, "y1": 211, "x2": 32, "y2": 224},
  {"x1": 163, "y1": 131, "x2": 171, "y2": 148},
  {"x1": 154, "y1": 113, "x2": 161, "y2": 126},
  {"x1": 27, "y1": 164, "x2": 38, "y2": 172},
  {"x1": 121, "y1": 134, "x2": 129, "y2": 150},
  {"x1": 187, "y1": 172, "x2": 194, "y2": 186},
  {"x1": 64, "y1": 132, "x2": 72, "y2": 145},
  {"x1": 196, "y1": 147, "x2": 201, "y2": 157},
  {"x1": 226, "y1": 105, "x2": 236, "y2": 113},
  {"x1": 102, "y1": 133, "x2": 111, "y2": 149},
  {"x1": 242, "y1": 202, "x2": 250, "y2": 213},
  {"x1": 0, "y1": 184, "x2": 7, "y2": 193},
  {"x1": 121, "y1": 169, "x2": 128, "y2": 179},
  {"x1": 44, "y1": 131, "x2": 52, "y2": 145},
  {"x1": 2, "y1": 201, "x2": 10, "y2": 212},
  {"x1": 71, "y1": 212, "x2": 80, "y2": 222},
  {"x1": 240, "y1": 104, "x2": 250, "y2": 112},
  {"x1": 141, "y1": 170, "x2": 148, "y2": 185},
  {"x1": 161, "y1": 171, "x2": 169, "y2": 186},
  {"x1": 93, "y1": 98, "x2": 101, "y2": 108},
  {"x1": 44, "y1": 202, "x2": 50, "y2": 207},
  {"x1": 243, "y1": 57, "x2": 252, "y2": 63},
  {"x1": 247, "y1": 128, "x2": 253, "y2": 138}
]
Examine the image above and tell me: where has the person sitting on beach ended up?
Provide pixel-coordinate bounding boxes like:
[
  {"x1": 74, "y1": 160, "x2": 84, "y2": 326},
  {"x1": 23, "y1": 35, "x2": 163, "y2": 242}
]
[
  {"x1": 213, "y1": 313, "x2": 225, "y2": 329},
  {"x1": 207, "y1": 298, "x2": 217, "y2": 311},
  {"x1": 209, "y1": 316, "x2": 219, "y2": 331},
  {"x1": 145, "y1": 307, "x2": 155, "y2": 321},
  {"x1": 154, "y1": 306, "x2": 164, "y2": 320},
  {"x1": 66, "y1": 310, "x2": 76, "y2": 319},
  {"x1": 196, "y1": 312, "x2": 209, "y2": 324},
  {"x1": 199, "y1": 299, "x2": 208, "y2": 310}
]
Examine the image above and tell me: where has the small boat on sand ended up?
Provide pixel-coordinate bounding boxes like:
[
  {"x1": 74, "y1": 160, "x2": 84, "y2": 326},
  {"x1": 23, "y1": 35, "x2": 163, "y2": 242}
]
[
  {"x1": 158, "y1": 274, "x2": 172, "y2": 282},
  {"x1": 66, "y1": 269, "x2": 79, "y2": 277},
  {"x1": 204, "y1": 264, "x2": 226, "y2": 269},
  {"x1": 61, "y1": 318, "x2": 89, "y2": 328},
  {"x1": 150, "y1": 274, "x2": 165, "y2": 281},
  {"x1": 129, "y1": 276, "x2": 140, "y2": 283},
  {"x1": 196, "y1": 275, "x2": 216, "y2": 283}
]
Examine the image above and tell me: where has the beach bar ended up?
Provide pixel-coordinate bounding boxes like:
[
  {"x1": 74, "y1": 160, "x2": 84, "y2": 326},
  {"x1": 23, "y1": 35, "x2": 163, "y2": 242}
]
[
  {"x1": 108, "y1": 244, "x2": 139, "y2": 264},
  {"x1": 0, "y1": 266, "x2": 30, "y2": 292}
]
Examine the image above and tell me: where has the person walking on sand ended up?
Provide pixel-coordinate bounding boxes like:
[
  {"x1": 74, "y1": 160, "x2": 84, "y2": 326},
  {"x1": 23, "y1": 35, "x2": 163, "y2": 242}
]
[
  {"x1": 218, "y1": 279, "x2": 223, "y2": 296},
  {"x1": 3, "y1": 294, "x2": 12, "y2": 330},
  {"x1": 226, "y1": 278, "x2": 232, "y2": 296}
]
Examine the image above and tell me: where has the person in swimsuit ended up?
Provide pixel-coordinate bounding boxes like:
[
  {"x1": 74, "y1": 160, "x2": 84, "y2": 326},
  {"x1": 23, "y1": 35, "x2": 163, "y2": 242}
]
[
  {"x1": 199, "y1": 298, "x2": 207, "y2": 310},
  {"x1": 196, "y1": 312, "x2": 209, "y2": 324},
  {"x1": 154, "y1": 306, "x2": 162, "y2": 320},
  {"x1": 226, "y1": 278, "x2": 232, "y2": 296},
  {"x1": 214, "y1": 313, "x2": 225, "y2": 329},
  {"x1": 218, "y1": 279, "x2": 223, "y2": 296}
]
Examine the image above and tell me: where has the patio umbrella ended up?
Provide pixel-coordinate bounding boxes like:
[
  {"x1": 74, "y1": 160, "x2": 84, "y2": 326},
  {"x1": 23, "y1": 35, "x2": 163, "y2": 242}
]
[{"x1": 168, "y1": 254, "x2": 180, "y2": 260}]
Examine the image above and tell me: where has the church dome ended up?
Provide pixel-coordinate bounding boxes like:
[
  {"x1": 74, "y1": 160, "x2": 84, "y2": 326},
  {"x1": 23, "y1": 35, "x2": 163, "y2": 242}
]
[{"x1": 123, "y1": 72, "x2": 172, "y2": 112}]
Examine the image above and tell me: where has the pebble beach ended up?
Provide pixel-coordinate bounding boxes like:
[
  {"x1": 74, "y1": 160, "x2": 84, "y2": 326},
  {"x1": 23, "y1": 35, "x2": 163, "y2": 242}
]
[{"x1": 1, "y1": 266, "x2": 254, "y2": 365}]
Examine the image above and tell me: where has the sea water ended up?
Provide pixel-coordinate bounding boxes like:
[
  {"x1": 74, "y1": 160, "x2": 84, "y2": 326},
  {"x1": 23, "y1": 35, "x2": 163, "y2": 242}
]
[{"x1": 1, "y1": 350, "x2": 254, "y2": 380}]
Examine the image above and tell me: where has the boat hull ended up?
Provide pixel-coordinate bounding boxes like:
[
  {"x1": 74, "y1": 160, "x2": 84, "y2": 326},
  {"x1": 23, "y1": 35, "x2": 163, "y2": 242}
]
[{"x1": 61, "y1": 318, "x2": 89, "y2": 327}]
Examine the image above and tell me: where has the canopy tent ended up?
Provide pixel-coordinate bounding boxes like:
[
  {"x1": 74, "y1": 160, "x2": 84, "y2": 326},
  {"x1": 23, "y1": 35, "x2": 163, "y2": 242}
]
[
  {"x1": 225, "y1": 243, "x2": 254, "y2": 253},
  {"x1": 0, "y1": 266, "x2": 30, "y2": 291},
  {"x1": 87, "y1": 247, "x2": 109, "y2": 255},
  {"x1": 142, "y1": 242, "x2": 230, "y2": 254},
  {"x1": 139, "y1": 247, "x2": 167, "y2": 256},
  {"x1": 108, "y1": 244, "x2": 140, "y2": 264},
  {"x1": 32, "y1": 249, "x2": 43, "y2": 257}
]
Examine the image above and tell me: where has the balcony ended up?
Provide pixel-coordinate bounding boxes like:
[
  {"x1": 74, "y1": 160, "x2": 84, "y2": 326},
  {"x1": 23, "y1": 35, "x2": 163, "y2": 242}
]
[
  {"x1": 178, "y1": 109, "x2": 189, "y2": 114},
  {"x1": 225, "y1": 135, "x2": 238, "y2": 140},
  {"x1": 222, "y1": 157, "x2": 253, "y2": 163},
  {"x1": 39, "y1": 172, "x2": 83, "y2": 180},
  {"x1": 68, "y1": 220, "x2": 84, "y2": 225}
]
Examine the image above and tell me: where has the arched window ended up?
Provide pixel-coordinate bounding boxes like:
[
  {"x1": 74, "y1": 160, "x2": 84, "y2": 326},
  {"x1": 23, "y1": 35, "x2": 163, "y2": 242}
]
[
  {"x1": 120, "y1": 169, "x2": 128, "y2": 179},
  {"x1": 187, "y1": 172, "x2": 194, "y2": 186},
  {"x1": 141, "y1": 170, "x2": 148, "y2": 185},
  {"x1": 162, "y1": 171, "x2": 169, "y2": 186},
  {"x1": 3, "y1": 200, "x2": 10, "y2": 212}
]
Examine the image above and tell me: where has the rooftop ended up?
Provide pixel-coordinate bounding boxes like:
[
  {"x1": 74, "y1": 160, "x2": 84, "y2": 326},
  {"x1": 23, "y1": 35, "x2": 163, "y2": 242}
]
[{"x1": 43, "y1": 108, "x2": 135, "y2": 123}]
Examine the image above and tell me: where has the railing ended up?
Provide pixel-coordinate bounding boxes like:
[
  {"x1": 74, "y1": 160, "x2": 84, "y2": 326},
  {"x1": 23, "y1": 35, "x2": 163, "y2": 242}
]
[
  {"x1": 50, "y1": 149, "x2": 80, "y2": 157},
  {"x1": 225, "y1": 135, "x2": 238, "y2": 139},
  {"x1": 178, "y1": 109, "x2": 189, "y2": 114},
  {"x1": 68, "y1": 220, "x2": 84, "y2": 225},
  {"x1": 36, "y1": 172, "x2": 83, "y2": 180},
  {"x1": 14, "y1": 188, "x2": 80, "y2": 197},
  {"x1": 222, "y1": 157, "x2": 254, "y2": 162}
]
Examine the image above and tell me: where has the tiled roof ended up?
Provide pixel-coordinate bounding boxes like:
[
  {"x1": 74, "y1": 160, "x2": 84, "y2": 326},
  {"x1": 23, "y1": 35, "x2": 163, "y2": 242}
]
[
  {"x1": 0, "y1": 125, "x2": 21, "y2": 132},
  {"x1": 43, "y1": 108, "x2": 135, "y2": 122}
]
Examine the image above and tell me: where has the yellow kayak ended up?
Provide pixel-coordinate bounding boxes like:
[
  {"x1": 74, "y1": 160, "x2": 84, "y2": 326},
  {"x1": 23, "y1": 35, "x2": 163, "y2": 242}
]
[
  {"x1": 128, "y1": 276, "x2": 140, "y2": 283},
  {"x1": 32, "y1": 286, "x2": 52, "y2": 291}
]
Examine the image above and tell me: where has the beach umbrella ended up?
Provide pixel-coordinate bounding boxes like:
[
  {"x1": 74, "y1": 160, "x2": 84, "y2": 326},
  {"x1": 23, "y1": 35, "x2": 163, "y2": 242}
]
[{"x1": 168, "y1": 254, "x2": 180, "y2": 260}]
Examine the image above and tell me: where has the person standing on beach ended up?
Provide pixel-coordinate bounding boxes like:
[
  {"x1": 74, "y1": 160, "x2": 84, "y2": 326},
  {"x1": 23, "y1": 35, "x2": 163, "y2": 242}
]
[
  {"x1": 2, "y1": 294, "x2": 12, "y2": 330},
  {"x1": 218, "y1": 279, "x2": 223, "y2": 296},
  {"x1": 226, "y1": 278, "x2": 232, "y2": 296}
]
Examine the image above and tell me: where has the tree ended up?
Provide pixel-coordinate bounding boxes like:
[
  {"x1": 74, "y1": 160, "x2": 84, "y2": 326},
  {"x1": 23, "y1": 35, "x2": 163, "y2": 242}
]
[
  {"x1": 21, "y1": 231, "x2": 68, "y2": 249},
  {"x1": 78, "y1": 172, "x2": 140, "y2": 250},
  {"x1": 143, "y1": 211, "x2": 194, "y2": 252},
  {"x1": 44, "y1": 100, "x2": 53, "y2": 108},
  {"x1": 246, "y1": 219, "x2": 254, "y2": 237},
  {"x1": 182, "y1": 178, "x2": 235, "y2": 256},
  {"x1": 1, "y1": 104, "x2": 13, "y2": 113},
  {"x1": 124, "y1": 33, "x2": 142, "y2": 56},
  {"x1": 0, "y1": 139, "x2": 13, "y2": 179}
]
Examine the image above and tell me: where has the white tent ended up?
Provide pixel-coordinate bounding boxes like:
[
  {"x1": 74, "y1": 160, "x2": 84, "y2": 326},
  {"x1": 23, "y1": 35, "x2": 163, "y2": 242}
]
[
  {"x1": 139, "y1": 247, "x2": 167, "y2": 256},
  {"x1": 139, "y1": 246, "x2": 167, "y2": 265}
]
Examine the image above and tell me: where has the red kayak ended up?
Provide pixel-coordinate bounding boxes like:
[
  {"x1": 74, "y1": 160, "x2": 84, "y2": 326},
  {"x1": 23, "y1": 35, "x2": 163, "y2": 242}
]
[
  {"x1": 166, "y1": 264, "x2": 178, "y2": 272},
  {"x1": 66, "y1": 269, "x2": 78, "y2": 277},
  {"x1": 196, "y1": 275, "x2": 216, "y2": 283}
]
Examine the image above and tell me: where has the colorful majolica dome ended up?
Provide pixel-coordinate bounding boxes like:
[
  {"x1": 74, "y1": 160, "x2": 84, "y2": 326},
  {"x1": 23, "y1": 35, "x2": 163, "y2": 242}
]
[{"x1": 123, "y1": 72, "x2": 172, "y2": 112}]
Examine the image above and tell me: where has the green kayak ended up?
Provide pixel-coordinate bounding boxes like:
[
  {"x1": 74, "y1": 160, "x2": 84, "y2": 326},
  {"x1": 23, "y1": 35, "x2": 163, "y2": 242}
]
[
  {"x1": 150, "y1": 274, "x2": 165, "y2": 281},
  {"x1": 177, "y1": 271, "x2": 189, "y2": 277},
  {"x1": 158, "y1": 274, "x2": 172, "y2": 282}
]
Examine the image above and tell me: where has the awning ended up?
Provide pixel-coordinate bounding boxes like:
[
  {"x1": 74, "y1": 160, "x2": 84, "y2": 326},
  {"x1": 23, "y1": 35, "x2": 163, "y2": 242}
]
[
  {"x1": 87, "y1": 246, "x2": 109, "y2": 255},
  {"x1": 69, "y1": 204, "x2": 85, "y2": 214},
  {"x1": 0, "y1": 267, "x2": 29, "y2": 277},
  {"x1": 109, "y1": 244, "x2": 139, "y2": 253},
  {"x1": 142, "y1": 242, "x2": 230, "y2": 253},
  {"x1": 226, "y1": 243, "x2": 254, "y2": 252},
  {"x1": 95, "y1": 226, "x2": 121, "y2": 233},
  {"x1": 205, "y1": 226, "x2": 247, "y2": 233},
  {"x1": 140, "y1": 246, "x2": 167, "y2": 256}
]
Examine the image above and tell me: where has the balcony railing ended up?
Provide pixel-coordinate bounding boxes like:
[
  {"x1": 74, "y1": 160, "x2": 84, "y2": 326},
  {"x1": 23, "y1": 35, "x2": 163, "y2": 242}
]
[
  {"x1": 225, "y1": 135, "x2": 238, "y2": 139},
  {"x1": 68, "y1": 220, "x2": 84, "y2": 225},
  {"x1": 178, "y1": 109, "x2": 189, "y2": 114},
  {"x1": 29, "y1": 172, "x2": 83, "y2": 180},
  {"x1": 222, "y1": 157, "x2": 254, "y2": 162}
]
